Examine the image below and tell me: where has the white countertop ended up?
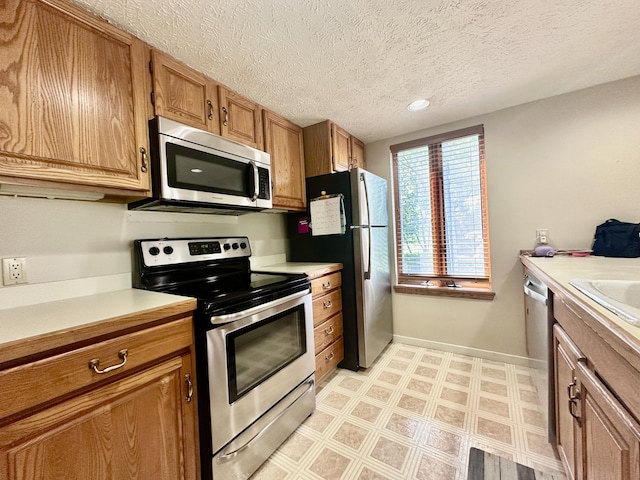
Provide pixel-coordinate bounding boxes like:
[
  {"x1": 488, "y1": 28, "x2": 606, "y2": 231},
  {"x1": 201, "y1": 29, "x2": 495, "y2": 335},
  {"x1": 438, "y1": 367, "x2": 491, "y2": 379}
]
[
  {"x1": 255, "y1": 262, "x2": 343, "y2": 278},
  {"x1": 0, "y1": 289, "x2": 196, "y2": 361},
  {"x1": 522, "y1": 254, "x2": 640, "y2": 343}
]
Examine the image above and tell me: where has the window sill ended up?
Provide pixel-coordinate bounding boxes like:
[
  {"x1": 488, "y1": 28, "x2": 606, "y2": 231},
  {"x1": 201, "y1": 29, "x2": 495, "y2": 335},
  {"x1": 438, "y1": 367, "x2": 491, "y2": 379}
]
[{"x1": 393, "y1": 284, "x2": 496, "y2": 300}]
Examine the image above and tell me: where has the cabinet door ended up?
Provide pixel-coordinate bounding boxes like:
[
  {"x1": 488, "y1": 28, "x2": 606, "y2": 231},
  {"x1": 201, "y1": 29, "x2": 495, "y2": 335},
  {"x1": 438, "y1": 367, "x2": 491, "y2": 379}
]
[
  {"x1": 331, "y1": 123, "x2": 351, "y2": 172},
  {"x1": 350, "y1": 136, "x2": 366, "y2": 170},
  {"x1": 0, "y1": 0, "x2": 150, "y2": 194},
  {"x1": 553, "y1": 324, "x2": 584, "y2": 480},
  {"x1": 263, "y1": 110, "x2": 306, "y2": 211},
  {"x1": 576, "y1": 362, "x2": 640, "y2": 480},
  {"x1": 151, "y1": 49, "x2": 219, "y2": 134},
  {"x1": 0, "y1": 355, "x2": 197, "y2": 480},
  {"x1": 218, "y1": 86, "x2": 263, "y2": 150}
]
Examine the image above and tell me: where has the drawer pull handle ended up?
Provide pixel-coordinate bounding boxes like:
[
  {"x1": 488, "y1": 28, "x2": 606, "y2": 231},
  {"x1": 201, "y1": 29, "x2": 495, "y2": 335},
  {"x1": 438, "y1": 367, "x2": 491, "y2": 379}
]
[
  {"x1": 207, "y1": 100, "x2": 214, "y2": 120},
  {"x1": 222, "y1": 106, "x2": 229, "y2": 126},
  {"x1": 325, "y1": 351, "x2": 335, "y2": 362},
  {"x1": 89, "y1": 349, "x2": 128, "y2": 374},
  {"x1": 324, "y1": 326, "x2": 334, "y2": 335},
  {"x1": 322, "y1": 281, "x2": 331, "y2": 289},
  {"x1": 323, "y1": 300, "x2": 333, "y2": 309},
  {"x1": 185, "y1": 373, "x2": 194, "y2": 403}
]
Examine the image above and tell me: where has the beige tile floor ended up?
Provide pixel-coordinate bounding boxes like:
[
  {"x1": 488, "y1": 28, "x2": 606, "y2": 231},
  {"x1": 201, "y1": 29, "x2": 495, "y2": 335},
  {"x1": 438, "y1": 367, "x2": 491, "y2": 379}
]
[{"x1": 251, "y1": 342, "x2": 567, "y2": 480}]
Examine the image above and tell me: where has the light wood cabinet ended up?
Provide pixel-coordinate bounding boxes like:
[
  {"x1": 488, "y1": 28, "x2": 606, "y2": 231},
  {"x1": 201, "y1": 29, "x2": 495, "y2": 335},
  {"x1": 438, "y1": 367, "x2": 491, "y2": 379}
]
[
  {"x1": 263, "y1": 110, "x2": 306, "y2": 211},
  {"x1": 310, "y1": 270, "x2": 344, "y2": 381},
  {"x1": 552, "y1": 294, "x2": 640, "y2": 480},
  {"x1": 150, "y1": 53, "x2": 264, "y2": 151},
  {"x1": 350, "y1": 136, "x2": 366, "y2": 169},
  {"x1": 0, "y1": 0, "x2": 150, "y2": 196},
  {"x1": 302, "y1": 120, "x2": 365, "y2": 176},
  {"x1": 576, "y1": 362, "x2": 640, "y2": 480},
  {"x1": 218, "y1": 86, "x2": 263, "y2": 150},
  {"x1": 0, "y1": 315, "x2": 198, "y2": 480},
  {"x1": 150, "y1": 49, "x2": 220, "y2": 134},
  {"x1": 553, "y1": 324, "x2": 585, "y2": 480}
]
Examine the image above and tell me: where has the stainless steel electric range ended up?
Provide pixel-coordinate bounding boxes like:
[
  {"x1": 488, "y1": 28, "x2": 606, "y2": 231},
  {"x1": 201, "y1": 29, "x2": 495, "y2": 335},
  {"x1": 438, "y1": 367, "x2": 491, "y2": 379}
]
[{"x1": 132, "y1": 237, "x2": 315, "y2": 480}]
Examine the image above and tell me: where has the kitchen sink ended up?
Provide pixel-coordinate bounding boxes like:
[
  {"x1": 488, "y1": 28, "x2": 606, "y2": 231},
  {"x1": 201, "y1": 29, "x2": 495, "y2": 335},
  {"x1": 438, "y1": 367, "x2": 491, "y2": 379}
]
[{"x1": 570, "y1": 279, "x2": 640, "y2": 326}]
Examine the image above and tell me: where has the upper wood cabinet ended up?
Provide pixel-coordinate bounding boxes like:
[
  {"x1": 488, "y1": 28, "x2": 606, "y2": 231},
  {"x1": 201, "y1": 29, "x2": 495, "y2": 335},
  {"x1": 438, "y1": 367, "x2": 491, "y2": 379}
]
[
  {"x1": 0, "y1": 0, "x2": 150, "y2": 196},
  {"x1": 350, "y1": 136, "x2": 366, "y2": 169},
  {"x1": 150, "y1": 49, "x2": 220, "y2": 135},
  {"x1": 263, "y1": 110, "x2": 306, "y2": 211},
  {"x1": 218, "y1": 86, "x2": 263, "y2": 150},
  {"x1": 302, "y1": 120, "x2": 366, "y2": 177}
]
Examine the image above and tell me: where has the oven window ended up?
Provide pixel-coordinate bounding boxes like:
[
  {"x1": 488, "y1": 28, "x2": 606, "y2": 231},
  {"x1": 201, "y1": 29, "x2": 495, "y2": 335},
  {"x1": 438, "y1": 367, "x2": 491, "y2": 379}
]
[
  {"x1": 226, "y1": 304, "x2": 306, "y2": 403},
  {"x1": 166, "y1": 142, "x2": 252, "y2": 197}
]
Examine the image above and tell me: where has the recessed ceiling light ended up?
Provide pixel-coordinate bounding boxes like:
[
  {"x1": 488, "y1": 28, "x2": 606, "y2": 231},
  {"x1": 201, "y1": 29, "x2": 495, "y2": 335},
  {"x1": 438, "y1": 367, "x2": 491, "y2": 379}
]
[{"x1": 407, "y1": 99, "x2": 430, "y2": 111}]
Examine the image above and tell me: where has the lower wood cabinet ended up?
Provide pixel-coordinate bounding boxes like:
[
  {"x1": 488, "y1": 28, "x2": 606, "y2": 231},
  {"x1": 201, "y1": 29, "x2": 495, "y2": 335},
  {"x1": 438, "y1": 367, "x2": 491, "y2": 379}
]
[
  {"x1": 553, "y1": 324, "x2": 584, "y2": 480},
  {"x1": 553, "y1": 296, "x2": 640, "y2": 480},
  {"x1": 310, "y1": 269, "x2": 344, "y2": 382},
  {"x1": 0, "y1": 315, "x2": 198, "y2": 480}
]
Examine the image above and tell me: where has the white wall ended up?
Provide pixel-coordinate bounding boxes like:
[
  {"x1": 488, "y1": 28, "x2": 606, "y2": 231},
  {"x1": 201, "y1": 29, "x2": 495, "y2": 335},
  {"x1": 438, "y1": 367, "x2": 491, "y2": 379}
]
[
  {"x1": 0, "y1": 198, "x2": 288, "y2": 308},
  {"x1": 366, "y1": 76, "x2": 640, "y2": 358}
]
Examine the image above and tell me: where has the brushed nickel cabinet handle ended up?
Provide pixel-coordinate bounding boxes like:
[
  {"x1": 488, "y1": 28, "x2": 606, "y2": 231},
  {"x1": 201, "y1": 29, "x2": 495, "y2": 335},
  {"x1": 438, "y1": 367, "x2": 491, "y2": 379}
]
[
  {"x1": 324, "y1": 326, "x2": 334, "y2": 335},
  {"x1": 139, "y1": 147, "x2": 148, "y2": 173},
  {"x1": 222, "y1": 106, "x2": 229, "y2": 126},
  {"x1": 185, "y1": 373, "x2": 194, "y2": 403},
  {"x1": 89, "y1": 349, "x2": 128, "y2": 374},
  {"x1": 207, "y1": 100, "x2": 214, "y2": 120},
  {"x1": 325, "y1": 351, "x2": 335, "y2": 362},
  {"x1": 323, "y1": 300, "x2": 332, "y2": 309},
  {"x1": 322, "y1": 281, "x2": 331, "y2": 289}
]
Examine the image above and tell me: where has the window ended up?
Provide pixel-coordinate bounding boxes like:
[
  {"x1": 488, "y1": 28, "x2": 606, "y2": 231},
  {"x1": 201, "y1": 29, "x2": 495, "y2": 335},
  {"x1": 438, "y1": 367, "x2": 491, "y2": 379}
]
[{"x1": 390, "y1": 125, "x2": 493, "y2": 299}]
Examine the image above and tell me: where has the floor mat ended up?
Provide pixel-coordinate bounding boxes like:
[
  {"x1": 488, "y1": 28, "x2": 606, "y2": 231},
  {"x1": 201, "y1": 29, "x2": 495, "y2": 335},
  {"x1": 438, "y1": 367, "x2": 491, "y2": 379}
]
[{"x1": 468, "y1": 447, "x2": 564, "y2": 480}]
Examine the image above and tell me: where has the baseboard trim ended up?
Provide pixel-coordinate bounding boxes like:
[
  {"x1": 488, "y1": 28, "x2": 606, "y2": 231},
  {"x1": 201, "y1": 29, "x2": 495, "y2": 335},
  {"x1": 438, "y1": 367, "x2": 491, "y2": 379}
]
[{"x1": 393, "y1": 335, "x2": 532, "y2": 367}]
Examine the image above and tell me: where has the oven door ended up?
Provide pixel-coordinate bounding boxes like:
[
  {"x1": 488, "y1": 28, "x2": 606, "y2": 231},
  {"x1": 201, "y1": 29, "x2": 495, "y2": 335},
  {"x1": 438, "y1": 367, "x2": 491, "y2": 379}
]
[{"x1": 205, "y1": 289, "x2": 314, "y2": 453}]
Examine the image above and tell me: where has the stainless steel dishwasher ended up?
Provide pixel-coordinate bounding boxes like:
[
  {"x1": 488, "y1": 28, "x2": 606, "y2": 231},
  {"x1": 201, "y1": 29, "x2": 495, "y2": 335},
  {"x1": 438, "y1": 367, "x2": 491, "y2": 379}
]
[{"x1": 523, "y1": 269, "x2": 555, "y2": 441}]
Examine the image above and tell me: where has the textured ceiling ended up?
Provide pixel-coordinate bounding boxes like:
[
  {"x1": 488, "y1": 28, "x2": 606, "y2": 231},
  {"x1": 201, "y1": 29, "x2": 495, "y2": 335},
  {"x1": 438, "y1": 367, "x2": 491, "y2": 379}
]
[{"x1": 72, "y1": 0, "x2": 640, "y2": 143}]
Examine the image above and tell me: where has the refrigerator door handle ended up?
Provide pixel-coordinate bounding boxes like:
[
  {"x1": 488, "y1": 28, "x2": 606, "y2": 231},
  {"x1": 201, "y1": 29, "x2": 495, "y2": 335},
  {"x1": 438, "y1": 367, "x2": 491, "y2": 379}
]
[{"x1": 360, "y1": 172, "x2": 372, "y2": 280}]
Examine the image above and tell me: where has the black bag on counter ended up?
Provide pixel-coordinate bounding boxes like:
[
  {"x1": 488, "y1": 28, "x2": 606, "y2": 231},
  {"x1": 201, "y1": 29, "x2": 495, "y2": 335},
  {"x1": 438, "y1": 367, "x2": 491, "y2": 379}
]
[{"x1": 591, "y1": 219, "x2": 640, "y2": 258}]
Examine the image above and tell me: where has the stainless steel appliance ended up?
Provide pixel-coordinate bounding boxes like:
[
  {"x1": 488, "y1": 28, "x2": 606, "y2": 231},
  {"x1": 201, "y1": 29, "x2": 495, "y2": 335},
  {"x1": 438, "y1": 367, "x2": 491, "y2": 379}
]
[
  {"x1": 128, "y1": 117, "x2": 272, "y2": 215},
  {"x1": 288, "y1": 168, "x2": 392, "y2": 370},
  {"x1": 132, "y1": 237, "x2": 315, "y2": 480},
  {"x1": 523, "y1": 269, "x2": 554, "y2": 442}
]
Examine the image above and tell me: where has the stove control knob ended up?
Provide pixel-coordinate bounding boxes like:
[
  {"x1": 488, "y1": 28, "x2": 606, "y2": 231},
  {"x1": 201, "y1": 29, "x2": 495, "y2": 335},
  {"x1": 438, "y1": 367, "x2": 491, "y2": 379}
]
[
  {"x1": 232, "y1": 243, "x2": 239, "y2": 250},
  {"x1": 149, "y1": 247, "x2": 160, "y2": 256},
  {"x1": 240, "y1": 242, "x2": 247, "y2": 249},
  {"x1": 223, "y1": 243, "x2": 231, "y2": 251},
  {"x1": 163, "y1": 246, "x2": 174, "y2": 255}
]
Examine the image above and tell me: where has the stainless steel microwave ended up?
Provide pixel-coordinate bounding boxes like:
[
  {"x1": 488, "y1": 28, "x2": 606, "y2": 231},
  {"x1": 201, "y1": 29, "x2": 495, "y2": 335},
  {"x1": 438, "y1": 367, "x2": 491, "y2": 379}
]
[{"x1": 129, "y1": 116, "x2": 272, "y2": 215}]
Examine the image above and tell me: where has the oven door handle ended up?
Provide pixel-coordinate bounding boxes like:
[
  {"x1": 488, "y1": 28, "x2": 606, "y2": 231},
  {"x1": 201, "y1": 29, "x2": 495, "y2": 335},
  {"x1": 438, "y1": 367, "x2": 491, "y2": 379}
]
[
  {"x1": 217, "y1": 378, "x2": 315, "y2": 462},
  {"x1": 208, "y1": 288, "x2": 310, "y2": 325}
]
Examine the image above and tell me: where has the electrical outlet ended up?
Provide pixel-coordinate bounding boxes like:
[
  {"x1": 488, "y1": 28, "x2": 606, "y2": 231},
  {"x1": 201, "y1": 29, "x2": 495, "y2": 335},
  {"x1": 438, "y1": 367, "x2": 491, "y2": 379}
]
[
  {"x1": 536, "y1": 229, "x2": 549, "y2": 245},
  {"x1": 2, "y1": 257, "x2": 28, "y2": 285}
]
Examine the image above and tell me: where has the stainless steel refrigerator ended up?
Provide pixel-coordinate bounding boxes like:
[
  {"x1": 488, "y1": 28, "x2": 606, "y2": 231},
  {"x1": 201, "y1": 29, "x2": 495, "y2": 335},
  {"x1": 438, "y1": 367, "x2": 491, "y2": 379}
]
[{"x1": 287, "y1": 168, "x2": 392, "y2": 370}]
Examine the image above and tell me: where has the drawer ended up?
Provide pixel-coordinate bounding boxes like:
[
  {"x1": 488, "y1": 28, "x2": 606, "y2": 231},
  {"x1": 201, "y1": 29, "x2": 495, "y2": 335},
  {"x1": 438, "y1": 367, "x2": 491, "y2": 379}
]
[
  {"x1": 315, "y1": 337, "x2": 344, "y2": 382},
  {"x1": 312, "y1": 289, "x2": 342, "y2": 326},
  {"x1": 311, "y1": 272, "x2": 342, "y2": 297},
  {"x1": 314, "y1": 313, "x2": 343, "y2": 354},
  {"x1": 0, "y1": 316, "x2": 193, "y2": 421}
]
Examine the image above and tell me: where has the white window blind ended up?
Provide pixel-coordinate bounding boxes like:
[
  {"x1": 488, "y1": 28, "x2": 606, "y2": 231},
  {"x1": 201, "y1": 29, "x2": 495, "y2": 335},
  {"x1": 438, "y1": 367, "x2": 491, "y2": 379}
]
[{"x1": 391, "y1": 125, "x2": 491, "y2": 289}]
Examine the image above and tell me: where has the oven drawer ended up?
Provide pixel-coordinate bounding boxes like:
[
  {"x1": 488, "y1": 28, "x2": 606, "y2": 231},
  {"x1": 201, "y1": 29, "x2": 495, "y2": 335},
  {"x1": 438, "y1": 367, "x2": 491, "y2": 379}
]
[
  {"x1": 314, "y1": 313, "x2": 343, "y2": 354},
  {"x1": 0, "y1": 316, "x2": 193, "y2": 421},
  {"x1": 315, "y1": 337, "x2": 344, "y2": 381},
  {"x1": 311, "y1": 272, "x2": 342, "y2": 297},
  {"x1": 312, "y1": 289, "x2": 342, "y2": 326}
]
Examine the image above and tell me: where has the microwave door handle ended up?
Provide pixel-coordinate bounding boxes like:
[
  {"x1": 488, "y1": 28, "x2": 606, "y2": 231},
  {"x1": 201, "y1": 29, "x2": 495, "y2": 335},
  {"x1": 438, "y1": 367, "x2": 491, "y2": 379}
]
[{"x1": 250, "y1": 160, "x2": 259, "y2": 201}]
